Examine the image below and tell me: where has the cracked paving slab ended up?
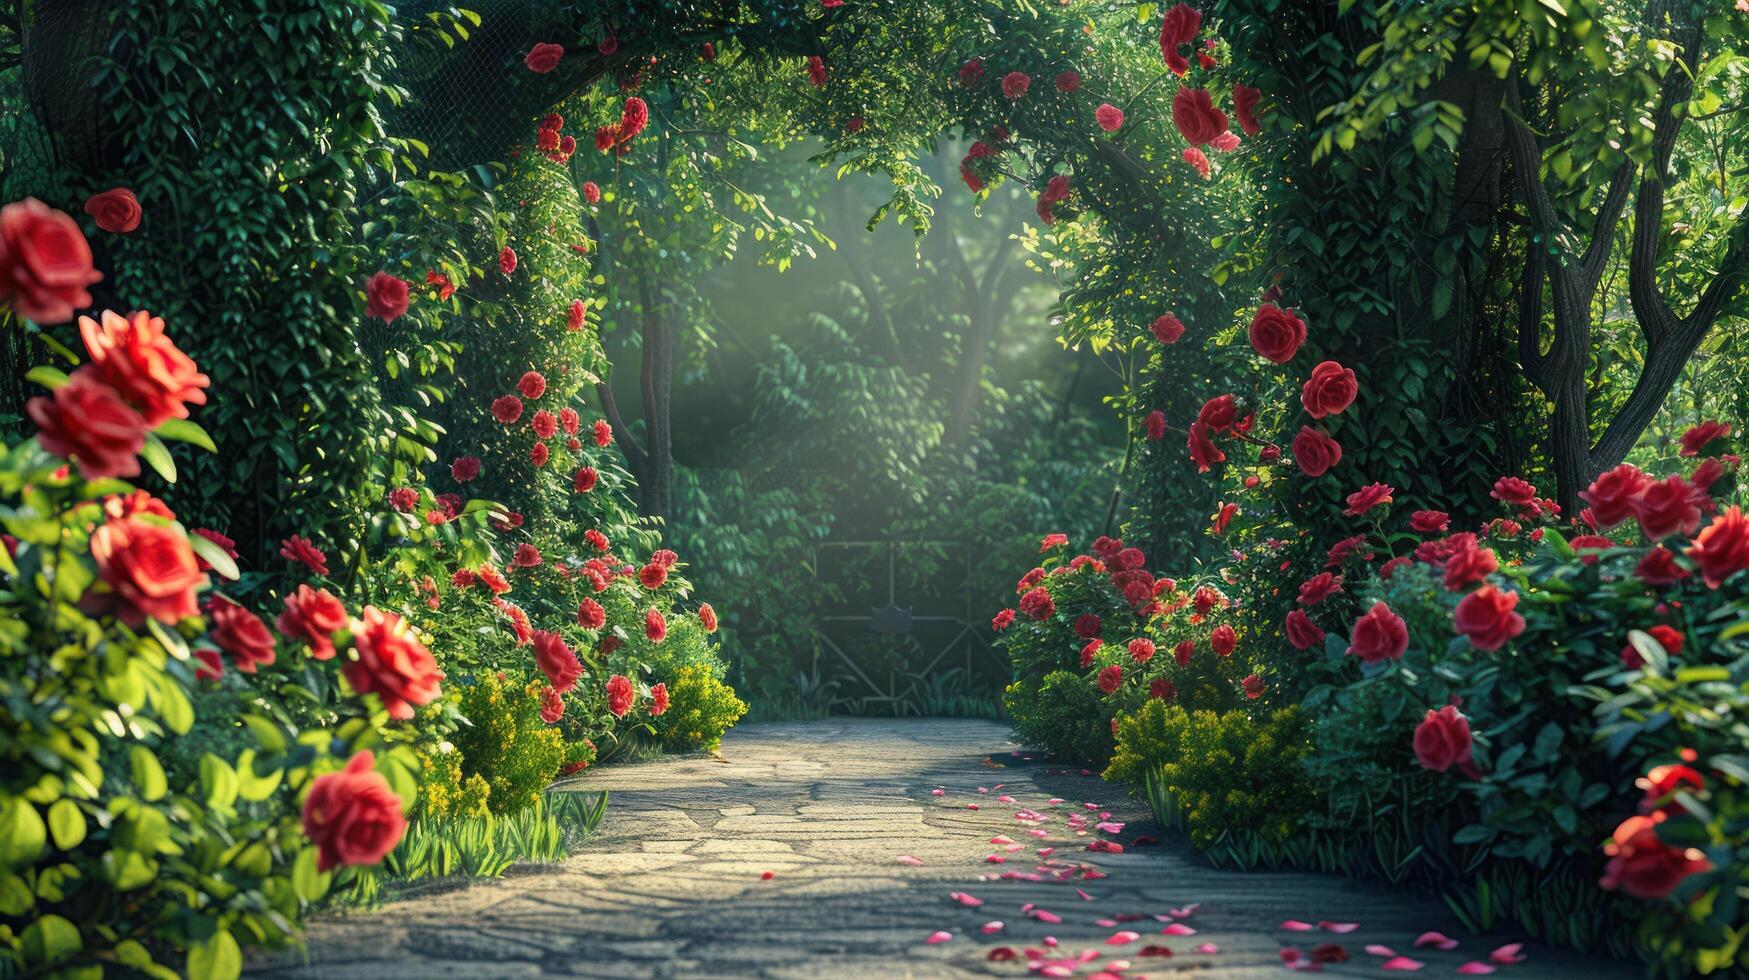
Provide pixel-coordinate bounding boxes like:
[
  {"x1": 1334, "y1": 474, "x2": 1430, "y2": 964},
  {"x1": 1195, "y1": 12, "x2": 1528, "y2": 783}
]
[{"x1": 250, "y1": 718, "x2": 1641, "y2": 979}]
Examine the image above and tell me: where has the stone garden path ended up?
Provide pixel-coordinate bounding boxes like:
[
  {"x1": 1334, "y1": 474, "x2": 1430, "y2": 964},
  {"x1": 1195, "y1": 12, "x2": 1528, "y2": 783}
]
[{"x1": 256, "y1": 719, "x2": 1638, "y2": 979}]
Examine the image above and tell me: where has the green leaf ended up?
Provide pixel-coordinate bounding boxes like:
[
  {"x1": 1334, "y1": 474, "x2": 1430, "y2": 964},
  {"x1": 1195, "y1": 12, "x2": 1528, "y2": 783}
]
[
  {"x1": 24, "y1": 366, "x2": 70, "y2": 390},
  {"x1": 140, "y1": 433, "x2": 177, "y2": 484},
  {"x1": 187, "y1": 930, "x2": 242, "y2": 980},
  {"x1": 292, "y1": 845, "x2": 331, "y2": 902},
  {"x1": 130, "y1": 746, "x2": 168, "y2": 802},
  {"x1": 189, "y1": 532, "x2": 240, "y2": 581},
  {"x1": 200, "y1": 754, "x2": 239, "y2": 810},
  {"x1": 20, "y1": 914, "x2": 81, "y2": 966},
  {"x1": 154, "y1": 418, "x2": 218, "y2": 452},
  {"x1": 46, "y1": 800, "x2": 86, "y2": 850},
  {"x1": 0, "y1": 798, "x2": 47, "y2": 867}
]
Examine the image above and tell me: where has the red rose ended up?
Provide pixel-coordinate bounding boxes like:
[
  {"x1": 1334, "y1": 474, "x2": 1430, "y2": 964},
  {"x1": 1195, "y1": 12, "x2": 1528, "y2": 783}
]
[
  {"x1": 1247, "y1": 304, "x2": 1305, "y2": 364},
  {"x1": 1186, "y1": 419, "x2": 1225, "y2": 473},
  {"x1": 518, "y1": 370, "x2": 546, "y2": 399},
  {"x1": 1097, "y1": 664, "x2": 1123, "y2": 694},
  {"x1": 593, "y1": 418, "x2": 613, "y2": 447},
  {"x1": 1290, "y1": 426, "x2": 1341, "y2": 478},
  {"x1": 1018, "y1": 586, "x2": 1055, "y2": 620},
  {"x1": 650, "y1": 682, "x2": 670, "y2": 716},
  {"x1": 302, "y1": 751, "x2": 406, "y2": 872},
  {"x1": 511, "y1": 543, "x2": 541, "y2": 569},
  {"x1": 1640, "y1": 763, "x2": 1704, "y2": 815},
  {"x1": 524, "y1": 42, "x2": 564, "y2": 73},
  {"x1": 582, "y1": 181, "x2": 602, "y2": 204},
  {"x1": 639, "y1": 562, "x2": 668, "y2": 590},
  {"x1": 699, "y1": 602, "x2": 718, "y2": 632},
  {"x1": 1347, "y1": 601, "x2": 1407, "y2": 663},
  {"x1": 1635, "y1": 546, "x2": 1689, "y2": 587},
  {"x1": 1300, "y1": 361, "x2": 1357, "y2": 419},
  {"x1": 1580, "y1": 463, "x2": 1651, "y2": 529},
  {"x1": 576, "y1": 597, "x2": 606, "y2": 630},
  {"x1": 992, "y1": 608, "x2": 1015, "y2": 631},
  {"x1": 1241, "y1": 673, "x2": 1265, "y2": 698},
  {"x1": 1453, "y1": 585, "x2": 1525, "y2": 651},
  {"x1": 958, "y1": 57, "x2": 985, "y2": 87},
  {"x1": 1680, "y1": 420, "x2": 1730, "y2": 457},
  {"x1": 277, "y1": 585, "x2": 348, "y2": 660},
  {"x1": 528, "y1": 412, "x2": 558, "y2": 443},
  {"x1": 567, "y1": 299, "x2": 588, "y2": 331},
  {"x1": 1173, "y1": 639, "x2": 1195, "y2": 666},
  {"x1": 83, "y1": 187, "x2": 142, "y2": 233},
  {"x1": 1128, "y1": 638, "x2": 1156, "y2": 664},
  {"x1": 1688, "y1": 505, "x2": 1749, "y2": 588},
  {"x1": 606, "y1": 674, "x2": 636, "y2": 717},
  {"x1": 1196, "y1": 394, "x2": 1237, "y2": 432},
  {"x1": 88, "y1": 517, "x2": 206, "y2": 627},
  {"x1": 1232, "y1": 84, "x2": 1262, "y2": 135},
  {"x1": 574, "y1": 466, "x2": 599, "y2": 492},
  {"x1": 540, "y1": 685, "x2": 565, "y2": 724},
  {"x1": 279, "y1": 534, "x2": 329, "y2": 576},
  {"x1": 345, "y1": 606, "x2": 443, "y2": 720},
  {"x1": 1489, "y1": 476, "x2": 1538, "y2": 511},
  {"x1": 1150, "y1": 678, "x2": 1177, "y2": 702},
  {"x1": 491, "y1": 394, "x2": 524, "y2": 424},
  {"x1": 1073, "y1": 613, "x2": 1102, "y2": 639},
  {"x1": 1343, "y1": 482, "x2": 1394, "y2": 516},
  {"x1": 645, "y1": 607, "x2": 667, "y2": 643},
  {"x1": 77, "y1": 309, "x2": 209, "y2": 426},
  {"x1": 1600, "y1": 813, "x2": 1712, "y2": 900},
  {"x1": 27, "y1": 370, "x2": 147, "y2": 479},
  {"x1": 1094, "y1": 103, "x2": 1125, "y2": 133},
  {"x1": 499, "y1": 246, "x2": 517, "y2": 277},
  {"x1": 1297, "y1": 571, "x2": 1343, "y2": 606},
  {"x1": 450, "y1": 455, "x2": 481, "y2": 482},
  {"x1": 1635, "y1": 475, "x2": 1704, "y2": 540},
  {"x1": 194, "y1": 648, "x2": 223, "y2": 681},
  {"x1": 1284, "y1": 609, "x2": 1324, "y2": 650},
  {"x1": 364, "y1": 271, "x2": 410, "y2": 324},
  {"x1": 1210, "y1": 623, "x2": 1237, "y2": 656},
  {"x1": 209, "y1": 595, "x2": 276, "y2": 673},
  {"x1": 1171, "y1": 87, "x2": 1228, "y2": 146},
  {"x1": 1326, "y1": 533, "x2": 1373, "y2": 567},
  {"x1": 1150, "y1": 314, "x2": 1185, "y2": 344},
  {"x1": 1158, "y1": 3, "x2": 1202, "y2": 75},
  {"x1": 619, "y1": 97, "x2": 649, "y2": 139},
  {"x1": 1078, "y1": 638, "x2": 1101, "y2": 668},
  {"x1": 1412, "y1": 705, "x2": 1473, "y2": 773},
  {"x1": 1182, "y1": 146, "x2": 1211, "y2": 178},
  {"x1": 1410, "y1": 510, "x2": 1450, "y2": 533},
  {"x1": 1056, "y1": 70, "x2": 1082, "y2": 92},
  {"x1": 534, "y1": 630, "x2": 583, "y2": 693},
  {"x1": 1379, "y1": 556, "x2": 1412, "y2": 579},
  {"x1": 807, "y1": 55, "x2": 828, "y2": 88},
  {"x1": 0, "y1": 197, "x2": 103, "y2": 323},
  {"x1": 1442, "y1": 539, "x2": 1497, "y2": 590}
]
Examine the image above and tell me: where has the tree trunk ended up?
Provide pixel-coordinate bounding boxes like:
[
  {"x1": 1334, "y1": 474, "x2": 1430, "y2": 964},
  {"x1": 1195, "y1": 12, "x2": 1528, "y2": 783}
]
[{"x1": 636, "y1": 274, "x2": 675, "y2": 521}]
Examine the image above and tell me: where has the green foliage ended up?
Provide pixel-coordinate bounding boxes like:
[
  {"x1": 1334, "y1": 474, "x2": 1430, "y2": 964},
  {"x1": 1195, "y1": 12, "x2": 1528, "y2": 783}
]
[
  {"x1": 1005, "y1": 670, "x2": 1115, "y2": 767},
  {"x1": 417, "y1": 744, "x2": 491, "y2": 821},
  {"x1": 1108, "y1": 701, "x2": 1309, "y2": 849},
  {"x1": 451, "y1": 675, "x2": 567, "y2": 816},
  {"x1": 655, "y1": 663, "x2": 749, "y2": 752}
]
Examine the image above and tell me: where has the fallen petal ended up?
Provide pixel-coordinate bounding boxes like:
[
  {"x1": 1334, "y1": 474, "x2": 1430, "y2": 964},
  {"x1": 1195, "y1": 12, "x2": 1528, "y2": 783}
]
[
  {"x1": 982, "y1": 921, "x2": 1005, "y2": 934},
  {"x1": 1380, "y1": 956, "x2": 1425, "y2": 971},
  {"x1": 1192, "y1": 942, "x2": 1219, "y2": 954},
  {"x1": 925, "y1": 931, "x2": 952, "y2": 945},
  {"x1": 1107, "y1": 931, "x2": 1140, "y2": 945},
  {"x1": 1317, "y1": 921, "x2": 1359, "y2": 934},
  {"x1": 1490, "y1": 944, "x2": 1526, "y2": 965},
  {"x1": 1280, "y1": 920, "x2": 1317, "y2": 932},
  {"x1": 951, "y1": 892, "x2": 984, "y2": 907},
  {"x1": 1456, "y1": 964, "x2": 1497, "y2": 975},
  {"x1": 1035, "y1": 909, "x2": 1063, "y2": 924},
  {"x1": 987, "y1": 947, "x2": 1017, "y2": 961},
  {"x1": 1139, "y1": 945, "x2": 1173, "y2": 957},
  {"x1": 1364, "y1": 945, "x2": 1398, "y2": 958},
  {"x1": 1161, "y1": 923, "x2": 1197, "y2": 936},
  {"x1": 896, "y1": 855, "x2": 924, "y2": 866},
  {"x1": 1412, "y1": 931, "x2": 1458, "y2": 950},
  {"x1": 760, "y1": 871, "x2": 774, "y2": 880}
]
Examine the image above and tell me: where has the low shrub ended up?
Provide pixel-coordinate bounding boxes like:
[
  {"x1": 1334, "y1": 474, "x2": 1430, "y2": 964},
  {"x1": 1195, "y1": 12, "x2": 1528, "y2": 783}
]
[
  {"x1": 451, "y1": 674, "x2": 569, "y2": 816},
  {"x1": 656, "y1": 663, "x2": 749, "y2": 752}
]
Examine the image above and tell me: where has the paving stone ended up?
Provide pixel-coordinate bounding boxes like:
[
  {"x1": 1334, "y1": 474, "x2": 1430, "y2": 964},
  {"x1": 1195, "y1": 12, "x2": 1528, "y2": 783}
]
[{"x1": 251, "y1": 719, "x2": 1640, "y2": 979}]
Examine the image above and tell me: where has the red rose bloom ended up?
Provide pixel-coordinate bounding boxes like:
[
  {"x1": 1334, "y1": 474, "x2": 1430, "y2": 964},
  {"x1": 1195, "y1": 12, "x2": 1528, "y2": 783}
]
[
  {"x1": 650, "y1": 682, "x2": 670, "y2": 716},
  {"x1": 1635, "y1": 475, "x2": 1704, "y2": 540},
  {"x1": 512, "y1": 543, "x2": 541, "y2": 569},
  {"x1": 518, "y1": 370, "x2": 547, "y2": 399},
  {"x1": 1001, "y1": 71, "x2": 1030, "y2": 99},
  {"x1": 1247, "y1": 304, "x2": 1306, "y2": 364},
  {"x1": 1056, "y1": 70, "x2": 1082, "y2": 92},
  {"x1": 992, "y1": 608, "x2": 1015, "y2": 631},
  {"x1": 1453, "y1": 585, "x2": 1525, "y2": 651},
  {"x1": 1640, "y1": 763, "x2": 1704, "y2": 815},
  {"x1": 83, "y1": 517, "x2": 204, "y2": 627},
  {"x1": 1680, "y1": 420, "x2": 1730, "y2": 457},
  {"x1": 539, "y1": 685, "x2": 565, "y2": 724},
  {"x1": 302, "y1": 751, "x2": 406, "y2": 872},
  {"x1": 1409, "y1": 510, "x2": 1450, "y2": 533},
  {"x1": 574, "y1": 597, "x2": 606, "y2": 630},
  {"x1": 699, "y1": 602, "x2": 719, "y2": 632},
  {"x1": 364, "y1": 271, "x2": 410, "y2": 324},
  {"x1": 194, "y1": 647, "x2": 223, "y2": 681},
  {"x1": 1171, "y1": 87, "x2": 1228, "y2": 146},
  {"x1": 1347, "y1": 601, "x2": 1408, "y2": 663},
  {"x1": 1242, "y1": 673, "x2": 1265, "y2": 699},
  {"x1": 27, "y1": 370, "x2": 147, "y2": 479},
  {"x1": 1173, "y1": 639, "x2": 1195, "y2": 666},
  {"x1": 84, "y1": 187, "x2": 143, "y2": 233},
  {"x1": 1151, "y1": 314, "x2": 1186, "y2": 344},
  {"x1": 645, "y1": 607, "x2": 668, "y2": 643},
  {"x1": 1210, "y1": 623, "x2": 1237, "y2": 656},
  {"x1": 567, "y1": 299, "x2": 589, "y2": 332},
  {"x1": 1197, "y1": 394, "x2": 1237, "y2": 432},
  {"x1": 277, "y1": 585, "x2": 348, "y2": 660},
  {"x1": 0, "y1": 197, "x2": 103, "y2": 323},
  {"x1": 451, "y1": 455, "x2": 481, "y2": 482},
  {"x1": 491, "y1": 394, "x2": 524, "y2": 424},
  {"x1": 533, "y1": 630, "x2": 583, "y2": 693},
  {"x1": 1018, "y1": 586, "x2": 1055, "y2": 620},
  {"x1": 1232, "y1": 84, "x2": 1262, "y2": 135},
  {"x1": 1622, "y1": 623, "x2": 1684, "y2": 669},
  {"x1": 593, "y1": 418, "x2": 613, "y2": 447},
  {"x1": 1182, "y1": 146, "x2": 1211, "y2": 178},
  {"x1": 499, "y1": 246, "x2": 517, "y2": 277},
  {"x1": 1150, "y1": 678, "x2": 1177, "y2": 702},
  {"x1": 606, "y1": 674, "x2": 636, "y2": 717},
  {"x1": 1600, "y1": 813, "x2": 1712, "y2": 899},
  {"x1": 1297, "y1": 571, "x2": 1343, "y2": 606},
  {"x1": 1412, "y1": 705, "x2": 1473, "y2": 773},
  {"x1": 1343, "y1": 482, "x2": 1394, "y2": 516},
  {"x1": 958, "y1": 57, "x2": 985, "y2": 88},
  {"x1": 1290, "y1": 426, "x2": 1341, "y2": 478},
  {"x1": 1285, "y1": 609, "x2": 1324, "y2": 650},
  {"x1": 345, "y1": 606, "x2": 442, "y2": 720},
  {"x1": 531, "y1": 410, "x2": 558, "y2": 440},
  {"x1": 582, "y1": 181, "x2": 602, "y2": 204},
  {"x1": 388, "y1": 487, "x2": 417, "y2": 512},
  {"x1": 1442, "y1": 539, "x2": 1498, "y2": 590},
  {"x1": 1158, "y1": 3, "x2": 1202, "y2": 75},
  {"x1": 1092, "y1": 103, "x2": 1126, "y2": 133},
  {"x1": 78, "y1": 309, "x2": 209, "y2": 426},
  {"x1": 524, "y1": 42, "x2": 564, "y2": 73},
  {"x1": 279, "y1": 534, "x2": 328, "y2": 576},
  {"x1": 1186, "y1": 420, "x2": 1225, "y2": 473},
  {"x1": 1073, "y1": 613, "x2": 1102, "y2": 639},
  {"x1": 1144, "y1": 410, "x2": 1166, "y2": 441},
  {"x1": 1581, "y1": 463, "x2": 1651, "y2": 529},
  {"x1": 1689, "y1": 505, "x2": 1749, "y2": 588},
  {"x1": 1128, "y1": 638, "x2": 1156, "y2": 664},
  {"x1": 1097, "y1": 664, "x2": 1123, "y2": 694},
  {"x1": 1300, "y1": 361, "x2": 1357, "y2": 419},
  {"x1": 807, "y1": 55, "x2": 828, "y2": 88},
  {"x1": 639, "y1": 561, "x2": 668, "y2": 590},
  {"x1": 1635, "y1": 546, "x2": 1688, "y2": 587},
  {"x1": 1490, "y1": 475, "x2": 1538, "y2": 509},
  {"x1": 209, "y1": 595, "x2": 276, "y2": 673},
  {"x1": 574, "y1": 466, "x2": 599, "y2": 492}
]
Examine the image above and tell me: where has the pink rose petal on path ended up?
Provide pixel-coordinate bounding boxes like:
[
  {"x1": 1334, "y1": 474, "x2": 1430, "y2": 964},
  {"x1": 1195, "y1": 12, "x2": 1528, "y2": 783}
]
[
  {"x1": 967, "y1": 803, "x2": 980, "y2": 810},
  {"x1": 1456, "y1": 964, "x2": 1497, "y2": 976},
  {"x1": 982, "y1": 921, "x2": 1005, "y2": 934},
  {"x1": 1034, "y1": 909, "x2": 1063, "y2": 924},
  {"x1": 998, "y1": 795, "x2": 1016, "y2": 803},
  {"x1": 925, "y1": 931, "x2": 952, "y2": 945},
  {"x1": 984, "y1": 854, "x2": 1005, "y2": 863},
  {"x1": 1107, "y1": 931, "x2": 1140, "y2": 945},
  {"x1": 1037, "y1": 847, "x2": 1055, "y2": 857},
  {"x1": 1381, "y1": 956, "x2": 1425, "y2": 971},
  {"x1": 760, "y1": 871, "x2": 774, "y2": 880},
  {"x1": 931, "y1": 788, "x2": 944, "y2": 796},
  {"x1": 1169, "y1": 904, "x2": 1200, "y2": 917},
  {"x1": 1161, "y1": 923, "x2": 1197, "y2": 936},
  {"x1": 1413, "y1": 931, "x2": 1458, "y2": 950},
  {"x1": 1364, "y1": 945, "x2": 1398, "y2": 957},
  {"x1": 990, "y1": 835, "x2": 1016, "y2": 845},
  {"x1": 1096, "y1": 918, "x2": 1118, "y2": 928},
  {"x1": 1280, "y1": 920, "x2": 1317, "y2": 932},
  {"x1": 1318, "y1": 921, "x2": 1359, "y2": 933},
  {"x1": 1490, "y1": 944, "x2": 1527, "y2": 965},
  {"x1": 951, "y1": 892, "x2": 983, "y2": 907},
  {"x1": 896, "y1": 855, "x2": 923, "y2": 866},
  {"x1": 1192, "y1": 942, "x2": 1219, "y2": 954},
  {"x1": 1076, "y1": 888, "x2": 1096, "y2": 901}
]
